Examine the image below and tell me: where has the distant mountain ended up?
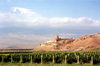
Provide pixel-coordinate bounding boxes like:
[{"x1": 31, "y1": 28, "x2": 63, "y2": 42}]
[{"x1": 34, "y1": 33, "x2": 100, "y2": 51}]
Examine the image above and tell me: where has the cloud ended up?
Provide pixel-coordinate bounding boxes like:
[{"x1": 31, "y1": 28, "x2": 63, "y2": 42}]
[
  {"x1": 0, "y1": 7, "x2": 100, "y2": 29},
  {"x1": 49, "y1": 17, "x2": 100, "y2": 28},
  {"x1": 0, "y1": 7, "x2": 47, "y2": 28},
  {"x1": 12, "y1": 7, "x2": 35, "y2": 14}
]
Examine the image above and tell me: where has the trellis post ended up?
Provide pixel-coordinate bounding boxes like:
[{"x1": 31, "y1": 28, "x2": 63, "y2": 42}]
[
  {"x1": 11, "y1": 55, "x2": 13, "y2": 63},
  {"x1": 91, "y1": 56, "x2": 93, "y2": 65},
  {"x1": 53, "y1": 55, "x2": 55, "y2": 64},
  {"x1": 65, "y1": 55, "x2": 67, "y2": 64},
  {"x1": 30, "y1": 55, "x2": 32, "y2": 63},
  {"x1": 20, "y1": 55, "x2": 22, "y2": 63},
  {"x1": 2, "y1": 56, "x2": 4, "y2": 63},
  {"x1": 77, "y1": 55, "x2": 79, "y2": 64},
  {"x1": 41, "y1": 55, "x2": 43, "y2": 64}
]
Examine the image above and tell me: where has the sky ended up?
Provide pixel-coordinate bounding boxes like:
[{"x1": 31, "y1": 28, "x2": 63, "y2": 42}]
[{"x1": 0, "y1": 0, "x2": 100, "y2": 49}]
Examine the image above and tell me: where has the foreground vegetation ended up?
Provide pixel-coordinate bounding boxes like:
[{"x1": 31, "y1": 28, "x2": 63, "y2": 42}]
[
  {"x1": 0, "y1": 63, "x2": 99, "y2": 66},
  {"x1": 0, "y1": 51, "x2": 100, "y2": 65}
]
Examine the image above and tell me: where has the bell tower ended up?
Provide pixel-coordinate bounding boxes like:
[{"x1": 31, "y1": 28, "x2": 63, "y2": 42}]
[{"x1": 55, "y1": 35, "x2": 59, "y2": 41}]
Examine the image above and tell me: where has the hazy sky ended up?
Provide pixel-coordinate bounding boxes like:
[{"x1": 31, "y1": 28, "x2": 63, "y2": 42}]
[{"x1": 0, "y1": 0, "x2": 100, "y2": 49}]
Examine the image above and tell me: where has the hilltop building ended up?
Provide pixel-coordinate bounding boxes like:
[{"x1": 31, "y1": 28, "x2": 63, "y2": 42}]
[
  {"x1": 55, "y1": 35, "x2": 60, "y2": 41},
  {"x1": 40, "y1": 35, "x2": 74, "y2": 47},
  {"x1": 40, "y1": 35, "x2": 60, "y2": 46}
]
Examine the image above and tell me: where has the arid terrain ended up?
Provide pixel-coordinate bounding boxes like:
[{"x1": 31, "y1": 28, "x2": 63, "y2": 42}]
[{"x1": 34, "y1": 33, "x2": 100, "y2": 51}]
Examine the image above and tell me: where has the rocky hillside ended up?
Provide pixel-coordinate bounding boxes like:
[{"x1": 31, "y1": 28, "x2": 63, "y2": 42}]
[{"x1": 34, "y1": 33, "x2": 100, "y2": 51}]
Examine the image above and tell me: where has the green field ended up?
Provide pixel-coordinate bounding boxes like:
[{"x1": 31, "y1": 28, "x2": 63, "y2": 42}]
[{"x1": 0, "y1": 51, "x2": 99, "y2": 66}]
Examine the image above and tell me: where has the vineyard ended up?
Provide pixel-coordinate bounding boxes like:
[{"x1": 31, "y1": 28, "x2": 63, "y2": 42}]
[{"x1": 0, "y1": 51, "x2": 100, "y2": 65}]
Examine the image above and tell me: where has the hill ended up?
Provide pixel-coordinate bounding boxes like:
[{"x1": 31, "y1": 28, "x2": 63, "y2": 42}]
[{"x1": 34, "y1": 33, "x2": 100, "y2": 51}]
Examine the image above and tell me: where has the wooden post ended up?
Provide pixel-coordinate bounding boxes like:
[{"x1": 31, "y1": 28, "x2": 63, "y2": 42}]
[
  {"x1": 53, "y1": 55, "x2": 55, "y2": 64},
  {"x1": 41, "y1": 55, "x2": 43, "y2": 64},
  {"x1": 46, "y1": 54, "x2": 47, "y2": 57},
  {"x1": 74, "y1": 53, "x2": 77, "y2": 59},
  {"x1": 87, "y1": 55, "x2": 88, "y2": 59},
  {"x1": 84, "y1": 54, "x2": 85, "y2": 56},
  {"x1": 65, "y1": 55, "x2": 67, "y2": 64},
  {"x1": 30, "y1": 55, "x2": 32, "y2": 63},
  {"x1": 11, "y1": 55, "x2": 13, "y2": 63},
  {"x1": 74, "y1": 53, "x2": 76, "y2": 56},
  {"x1": 49, "y1": 55, "x2": 51, "y2": 57},
  {"x1": 77, "y1": 56, "x2": 79, "y2": 64},
  {"x1": 20, "y1": 55, "x2": 22, "y2": 63},
  {"x1": 29, "y1": 55, "x2": 30, "y2": 60},
  {"x1": 68, "y1": 53, "x2": 70, "y2": 56},
  {"x1": 91, "y1": 56, "x2": 93, "y2": 65},
  {"x1": 2, "y1": 56, "x2": 4, "y2": 63}
]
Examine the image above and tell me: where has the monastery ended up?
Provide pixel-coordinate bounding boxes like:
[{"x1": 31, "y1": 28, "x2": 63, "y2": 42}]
[{"x1": 40, "y1": 35, "x2": 71, "y2": 46}]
